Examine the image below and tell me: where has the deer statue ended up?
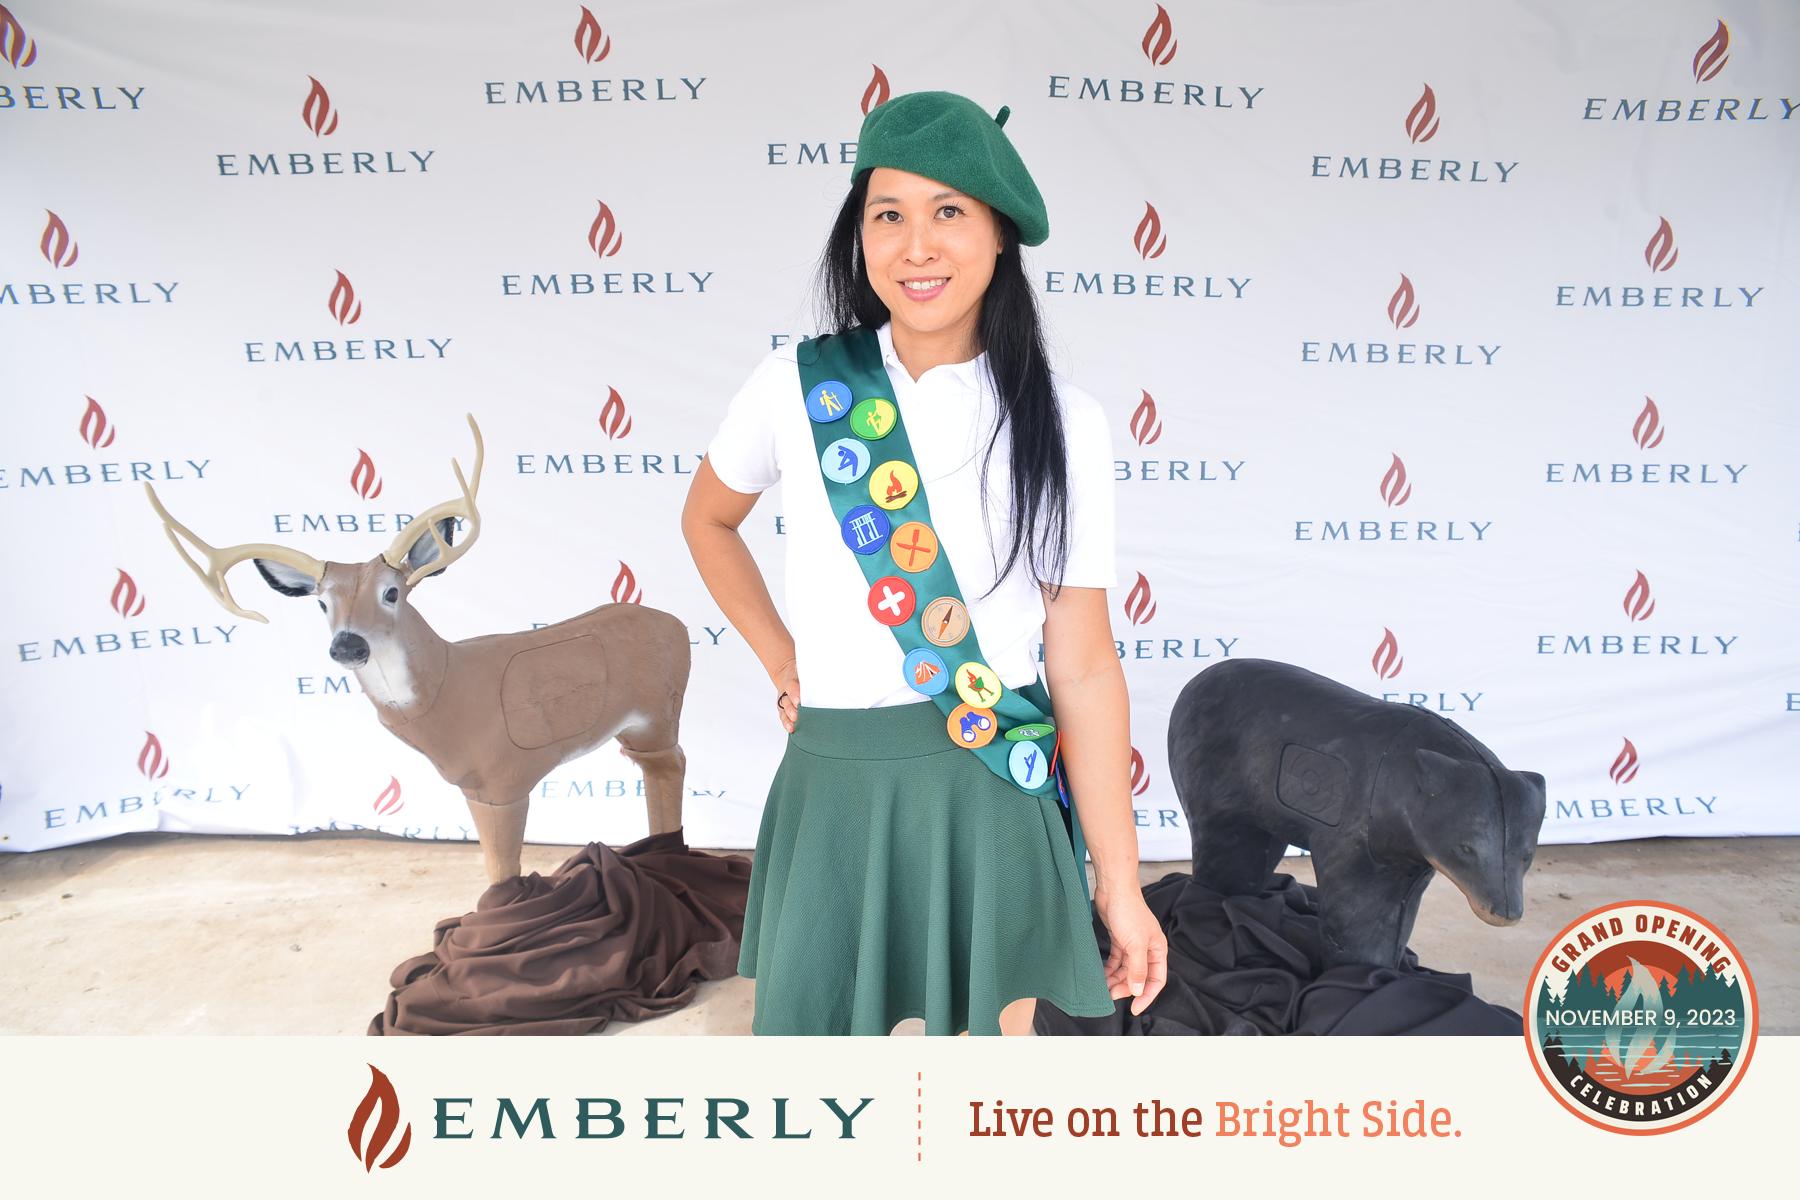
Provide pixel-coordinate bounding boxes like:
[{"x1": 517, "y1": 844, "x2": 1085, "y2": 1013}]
[{"x1": 143, "y1": 414, "x2": 691, "y2": 883}]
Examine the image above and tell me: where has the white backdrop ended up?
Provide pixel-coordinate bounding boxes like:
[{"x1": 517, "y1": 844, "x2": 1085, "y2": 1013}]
[{"x1": 2, "y1": 0, "x2": 1796, "y2": 860}]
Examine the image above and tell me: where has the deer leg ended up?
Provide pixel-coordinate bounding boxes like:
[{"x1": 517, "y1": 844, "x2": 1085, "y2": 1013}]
[
  {"x1": 463, "y1": 792, "x2": 528, "y2": 883},
  {"x1": 618, "y1": 741, "x2": 686, "y2": 836}
]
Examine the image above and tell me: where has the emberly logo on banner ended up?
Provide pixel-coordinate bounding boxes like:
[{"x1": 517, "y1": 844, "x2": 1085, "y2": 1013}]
[
  {"x1": 1302, "y1": 273, "x2": 1500, "y2": 367},
  {"x1": 0, "y1": 395, "x2": 211, "y2": 494},
  {"x1": 512, "y1": 387, "x2": 706, "y2": 478},
  {"x1": 244, "y1": 270, "x2": 453, "y2": 364},
  {"x1": 0, "y1": 4, "x2": 147, "y2": 113},
  {"x1": 1583, "y1": 20, "x2": 1795, "y2": 125},
  {"x1": 0, "y1": 209, "x2": 179, "y2": 307},
  {"x1": 482, "y1": 8, "x2": 705, "y2": 107},
  {"x1": 270, "y1": 446, "x2": 470, "y2": 537},
  {"x1": 1041, "y1": 201, "x2": 1251, "y2": 300},
  {"x1": 15, "y1": 565, "x2": 240, "y2": 663},
  {"x1": 1544, "y1": 397, "x2": 1746, "y2": 488},
  {"x1": 1113, "y1": 390, "x2": 1246, "y2": 485},
  {"x1": 767, "y1": 64, "x2": 887, "y2": 165},
  {"x1": 1036, "y1": 570, "x2": 1241, "y2": 664},
  {"x1": 1047, "y1": 5, "x2": 1264, "y2": 113},
  {"x1": 216, "y1": 76, "x2": 436, "y2": 177},
  {"x1": 1310, "y1": 83, "x2": 1518, "y2": 185},
  {"x1": 1536, "y1": 571, "x2": 1738, "y2": 658},
  {"x1": 1367, "y1": 626, "x2": 1484, "y2": 713},
  {"x1": 1554, "y1": 217, "x2": 1764, "y2": 311},
  {"x1": 1551, "y1": 737, "x2": 1720, "y2": 823},
  {"x1": 38, "y1": 732, "x2": 253, "y2": 832},
  {"x1": 500, "y1": 200, "x2": 713, "y2": 298},
  {"x1": 1294, "y1": 453, "x2": 1493, "y2": 544}
]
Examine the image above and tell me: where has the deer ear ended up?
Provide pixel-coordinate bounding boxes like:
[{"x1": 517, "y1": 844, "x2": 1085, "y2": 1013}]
[
  {"x1": 404, "y1": 517, "x2": 458, "y2": 576},
  {"x1": 253, "y1": 557, "x2": 318, "y2": 597}
]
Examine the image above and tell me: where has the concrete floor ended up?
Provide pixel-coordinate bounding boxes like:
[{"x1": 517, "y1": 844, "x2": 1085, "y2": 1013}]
[{"x1": 0, "y1": 833, "x2": 1793, "y2": 1035}]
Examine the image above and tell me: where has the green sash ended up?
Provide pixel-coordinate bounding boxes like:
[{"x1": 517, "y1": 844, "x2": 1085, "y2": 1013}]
[{"x1": 796, "y1": 327, "x2": 1067, "y2": 806}]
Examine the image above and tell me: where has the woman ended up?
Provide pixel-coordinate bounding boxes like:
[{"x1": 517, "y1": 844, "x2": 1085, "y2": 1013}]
[{"x1": 681, "y1": 91, "x2": 1166, "y2": 1036}]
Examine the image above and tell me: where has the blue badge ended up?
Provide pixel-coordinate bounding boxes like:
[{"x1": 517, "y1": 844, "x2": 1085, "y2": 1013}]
[
  {"x1": 1009, "y1": 739, "x2": 1049, "y2": 790},
  {"x1": 805, "y1": 379, "x2": 853, "y2": 423},
  {"x1": 840, "y1": 504, "x2": 891, "y2": 555},
  {"x1": 903, "y1": 647, "x2": 948, "y2": 696},
  {"x1": 821, "y1": 437, "x2": 870, "y2": 484}
]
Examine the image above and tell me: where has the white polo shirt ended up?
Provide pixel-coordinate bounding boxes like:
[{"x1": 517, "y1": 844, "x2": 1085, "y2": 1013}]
[{"x1": 703, "y1": 321, "x2": 1117, "y2": 709}]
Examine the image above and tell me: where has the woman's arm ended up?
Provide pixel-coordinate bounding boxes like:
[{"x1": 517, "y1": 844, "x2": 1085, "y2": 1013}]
[
  {"x1": 1041, "y1": 581, "x2": 1167, "y2": 1011},
  {"x1": 681, "y1": 458, "x2": 802, "y2": 731}
]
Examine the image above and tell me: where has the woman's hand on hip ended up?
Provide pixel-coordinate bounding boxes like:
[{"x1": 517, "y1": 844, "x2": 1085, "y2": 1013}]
[
  {"x1": 1094, "y1": 884, "x2": 1167, "y2": 1016},
  {"x1": 770, "y1": 656, "x2": 800, "y2": 733}
]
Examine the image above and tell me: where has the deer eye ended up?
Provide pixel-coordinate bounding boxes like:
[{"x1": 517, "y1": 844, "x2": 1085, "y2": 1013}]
[
  {"x1": 317, "y1": 599, "x2": 326, "y2": 612},
  {"x1": 382, "y1": 586, "x2": 399, "y2": 605}
]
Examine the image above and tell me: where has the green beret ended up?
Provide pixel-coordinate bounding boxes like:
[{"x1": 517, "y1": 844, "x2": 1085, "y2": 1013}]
[{"x1": 853, "y1": 90, "x2": 1049, "y2": 246}]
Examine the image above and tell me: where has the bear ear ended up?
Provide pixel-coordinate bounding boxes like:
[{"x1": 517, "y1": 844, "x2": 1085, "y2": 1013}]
[{"x1": 1413, "y1": 746, "x2": 1487, "y2": 802}]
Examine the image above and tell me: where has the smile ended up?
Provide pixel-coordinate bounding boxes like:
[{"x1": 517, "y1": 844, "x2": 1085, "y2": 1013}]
[{"x1": 900, "y1": 277, "x2": 948, "y2": 299}]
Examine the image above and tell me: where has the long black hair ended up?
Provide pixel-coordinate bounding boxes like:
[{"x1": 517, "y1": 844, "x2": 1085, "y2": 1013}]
[{"x1": 815, "y1": 170, "x2": 1072, "y2": 602}]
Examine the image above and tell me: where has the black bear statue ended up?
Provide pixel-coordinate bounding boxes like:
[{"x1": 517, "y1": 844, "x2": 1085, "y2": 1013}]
[{"x1": 1168, "y1": 658, "x2": 1547, "y2": 969}]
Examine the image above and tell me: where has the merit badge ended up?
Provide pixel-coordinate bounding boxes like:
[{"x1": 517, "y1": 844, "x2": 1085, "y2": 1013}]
[
  {"x1": 805, "y1": 379, "x2": 852, "y2": 423},
  {"x1": 1005, "y1": 721, "x2": 1055, "y2": 742},
  {"x1": 849, "y1": 397, "x2": 897, "y2": 440},
  {"x1": 821, "y1": 437, "x2": 871, "y2": 484},
  {"x1": 953, "y1": 660, "x2": 1003, "y2": 709},
  {"x1": 903, "y1": 647, "x2": 949, "y2": 696},
  {"x1": 919, "y1": 596, "x2": 970, "y2": 647},
  {"x1": 1008, "y1": 739, "x2": 1049, "y2": 790},
  {"x1": 1524, "y1": 900, "x2": 1757, "y2": 1134},
  {"x1": 947, "y1": 702, "x2": 997, "y2": 750},
  {"x1": 889, "y1": 521, "x2": 939, "y2": 573},
  {"x1": 867, "y1": 576, "x2": 916, "y2": 626},
  {"x1": 869, "y1": 460, "x2": 919, "y2": 511},
  {"x1": 839, "y1": 504, "x2": 891, "y2": 555}
]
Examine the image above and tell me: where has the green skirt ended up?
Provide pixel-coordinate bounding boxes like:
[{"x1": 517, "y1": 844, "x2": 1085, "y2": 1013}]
[{"x1": 736, "y1": 682, "x2": 1118, "y2": 1036}]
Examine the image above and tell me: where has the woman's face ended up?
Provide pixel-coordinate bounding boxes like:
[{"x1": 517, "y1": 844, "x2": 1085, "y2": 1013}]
[{"x1": 860, "y1": 166, "x2": 1002, "y2": 350}]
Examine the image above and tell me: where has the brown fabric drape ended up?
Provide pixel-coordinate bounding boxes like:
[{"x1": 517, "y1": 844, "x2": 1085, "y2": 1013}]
[{"x1": 370, "y1": 830, "x2": 750, "y2": 1035}]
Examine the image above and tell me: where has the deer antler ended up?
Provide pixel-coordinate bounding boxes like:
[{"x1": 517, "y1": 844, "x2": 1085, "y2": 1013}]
[
  {"x1": 383, "y1": 413, "x2": 483, "y2": 586},
  {"x1": 143, "y1": 484, "x2": 325, "y2": 624}
]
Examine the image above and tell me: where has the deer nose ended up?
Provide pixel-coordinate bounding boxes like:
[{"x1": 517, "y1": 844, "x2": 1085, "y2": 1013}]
[{"x1": 329, "y1": 630, "x2": 370, "y2": 667}]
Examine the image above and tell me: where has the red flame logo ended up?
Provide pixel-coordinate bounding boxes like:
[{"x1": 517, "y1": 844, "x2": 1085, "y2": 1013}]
[
  {"x1": 1, "y1": 5, "x2": 36, "y2": 68},
  {"x1": 40, "y1": 209, "x2": 78, "y2": 268},
  {"x1": 1405, "y1": 83, "x2": 1440, "y2": 143},
  {"x1": 1133, "y1": 202, "x2": 1167, "y2": 260},
  {"x1": 111, "y1": 569, "x2": 146, "y2": 618},
  {"x1": 598, "y1": 386, "x2": 633, "y2": 439},
  {"x1": 79, "y1": 395, "x2": 116, "y2": 449},
  {"x1": 573, "y1": 6, "x2": 612, "y2": 63},
  {"x1": 1632, "y1": 397, "x2": 1666, "y2": 450},
  {"x1": 1371, "y1": 628, "x2": 1404, "y2": 680},
  {"x1": 1609, "y1": 738, "x2": 1641, "y2": 786},
  {"x1": 137, "y1": 731, "x2": 170, "y2": 780},
  {"x1": 1644, "y1": 217, "x2": 1678, "y2": 273},
  {"x1": 348, "y1": 1064, "x2": 412, "y2": 1173},
  {"x1": 328, "y1": 270, "x2": 363, "y2": 325},
  {"x1": 588, "y1": 200, "x2": 623, "y2": 258},
  {"x1": 1129, "y1": 390, "x2": 1163, "y2": 446},
  {"x1": 1622, "y1": 570, "x2": 1656, "y2": 622},
  {"x1": 302, "y1": 75, "x2": 340, "y2": 137},
  {"x1": 861, "y1": 64, "x2": 891, "y2": 115},
  {"x1": 1386, "y1": 274, "x2": 1420, "y2": 328},
  {"x1": 373, "y1": 776, "x2": 403, "y2": 817},
  {"x1": 1692, "y1": 19, "x2": 1729, "y2": 83},
  {"x1": 1379, "y1": 453, "x2": 1413, "y2": 507},
  {"x1": 612, "y1": 561, "x2": 643, "y2": 604},
  {"x1": 1141, "y1": 4, "x2": 1177, "y2": 66},
  {"x1": 1128, "y1": 746, "x2": 1149, "y2": 797},
  {"x1": 1123, "y1": 571, "x2": 1157, "y2": 625},
  {"x1": 350, "y1": 450, "x2": 384, "y2": 500}
]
